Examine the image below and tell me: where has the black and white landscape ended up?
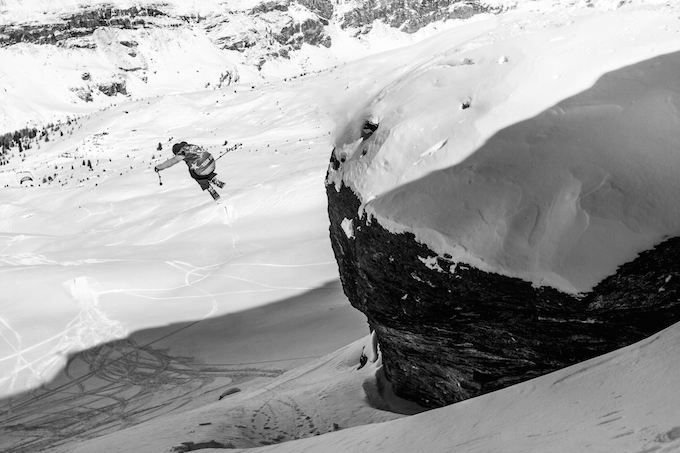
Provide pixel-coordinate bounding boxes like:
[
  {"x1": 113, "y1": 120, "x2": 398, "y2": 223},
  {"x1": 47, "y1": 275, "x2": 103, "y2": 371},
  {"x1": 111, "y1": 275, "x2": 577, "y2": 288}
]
[{"x1": 1, "y1": 0, "x2": 680, "y2": 452}]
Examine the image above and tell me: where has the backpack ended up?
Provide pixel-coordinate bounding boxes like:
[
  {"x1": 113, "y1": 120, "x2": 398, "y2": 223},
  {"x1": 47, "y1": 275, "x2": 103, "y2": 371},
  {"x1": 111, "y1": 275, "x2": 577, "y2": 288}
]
[{"x1": 183, "y1": 145, "x2": 215, "y2": 176}]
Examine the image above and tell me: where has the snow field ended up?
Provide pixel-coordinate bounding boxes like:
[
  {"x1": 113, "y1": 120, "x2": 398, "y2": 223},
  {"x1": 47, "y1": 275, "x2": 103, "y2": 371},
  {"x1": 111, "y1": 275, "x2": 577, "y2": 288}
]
[{"x1": 0, "y1": 32, "x2": 443, "y2": 399}]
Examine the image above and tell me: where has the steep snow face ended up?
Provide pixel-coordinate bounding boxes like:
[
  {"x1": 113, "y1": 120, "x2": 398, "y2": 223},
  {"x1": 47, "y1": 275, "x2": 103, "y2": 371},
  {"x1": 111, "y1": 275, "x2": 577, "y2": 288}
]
[{"x1": 329, "y1": 8, "x2": 680, "y2": 294}]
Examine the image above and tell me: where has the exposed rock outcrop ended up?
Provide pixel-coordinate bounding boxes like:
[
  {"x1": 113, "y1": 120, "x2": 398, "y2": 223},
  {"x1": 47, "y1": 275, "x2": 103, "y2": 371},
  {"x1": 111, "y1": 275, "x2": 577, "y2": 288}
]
[
  {"x1": 298, "y1": 0, "x2": 335, "y2": 20},
  {"x1": 340, "y1": 0, "x2": 492, "y2": 33},
  {"x1": 276, "y1": 18, "x2": 331, "y2": 49},
  {"x1": 326, "y1": 153, "x2": 680, "y2": 408},
  {"x1": 212, "y1": 1, "x2": 332, "y2": 66},
  {"x1": 97, "y1": 80, "x2": 127, "y2": 96},
  {"x1": 0, "y1": 6, "x2": 167, "y2": 47}
]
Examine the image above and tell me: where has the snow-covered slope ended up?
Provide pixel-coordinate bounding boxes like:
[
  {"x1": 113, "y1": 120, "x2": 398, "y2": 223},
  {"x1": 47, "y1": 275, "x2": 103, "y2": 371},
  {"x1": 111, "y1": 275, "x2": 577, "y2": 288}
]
[
  {"x1": 0, "y1": 2, "x2": 445, "y2": 404},
  {"x1": 0, "y1": 0, "x2": 491, "y2": 132},
  {"x1": 240, "y1": 323, "x2": 680, "y2": 453},
  {"x1": 190, "y1": 324, "x2": 680, "y2": 453},
  {"x1": 329, "y1": 3, "x2": 680, "y2": 294},
  {"x1": 1, "y1": 0, "x2": 680, "y2": 452},
  {"x1": 0, "y1": 22, "x2": 442, "y2": 448}
]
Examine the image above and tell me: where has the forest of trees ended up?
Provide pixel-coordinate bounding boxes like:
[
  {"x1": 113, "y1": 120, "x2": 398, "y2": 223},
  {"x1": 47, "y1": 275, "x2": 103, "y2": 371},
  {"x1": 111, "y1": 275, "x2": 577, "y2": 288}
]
[{"x1": 0, "y1": 122, "x2": 67, "y2": 166}]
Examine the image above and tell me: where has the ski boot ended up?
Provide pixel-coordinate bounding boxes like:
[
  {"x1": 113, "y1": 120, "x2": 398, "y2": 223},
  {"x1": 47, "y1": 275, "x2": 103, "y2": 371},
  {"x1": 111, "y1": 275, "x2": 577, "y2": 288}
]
[
  {"x1": 207, "y1": 186, "x2": 221, "y2": 203},
  {"x1": 210, "y1": 176, "x2": 225, "y2": 189}
]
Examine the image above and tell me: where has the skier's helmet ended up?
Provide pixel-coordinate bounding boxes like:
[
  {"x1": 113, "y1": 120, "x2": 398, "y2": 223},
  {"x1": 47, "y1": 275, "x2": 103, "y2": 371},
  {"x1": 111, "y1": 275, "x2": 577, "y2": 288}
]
[{"x1": 172, "y1": 141, "x2": 188, "y2": 155}]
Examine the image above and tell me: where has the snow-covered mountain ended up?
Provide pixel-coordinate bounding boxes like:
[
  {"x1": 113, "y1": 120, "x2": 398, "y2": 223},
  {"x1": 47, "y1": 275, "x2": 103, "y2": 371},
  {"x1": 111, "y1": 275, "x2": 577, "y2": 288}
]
[
  {"x1": 0, "y1": 0, "x2": 496, "y2": 132},
  {"x1": 1, "y1": 0, "x2": 680, "y2": 452}
]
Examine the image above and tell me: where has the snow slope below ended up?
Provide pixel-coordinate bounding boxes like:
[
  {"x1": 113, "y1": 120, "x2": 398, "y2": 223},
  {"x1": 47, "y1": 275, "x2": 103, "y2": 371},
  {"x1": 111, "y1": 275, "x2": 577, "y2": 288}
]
[
  {"x1": 34, "y1": 314, "x2": 680, "y2": 453},
  {"x1": 229, "y1": 322, "x2": 680, "y2": 453}
]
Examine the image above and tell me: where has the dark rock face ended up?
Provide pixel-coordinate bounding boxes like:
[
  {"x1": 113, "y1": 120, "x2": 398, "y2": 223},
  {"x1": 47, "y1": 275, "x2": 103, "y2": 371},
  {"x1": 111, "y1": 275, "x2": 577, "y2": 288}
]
[
  {"x1": 340, "y1": 0, "x2": 494, "y2": 34},
  {"x1": 276, "y1": 18, "x2": 332, "y2": 49},
  {"x1": 250, "y1": 1, "x2": 291, "y2": 15},
  {"x1": 298, "y1": 0, "x2": 335, "y2": 20},
  {"x1": 215, "y1": 2, "x2": 332, "y2": 61},
  {"x1": 97, "y1": 81, "x2": 127, "y2": 96},
  {"x1": 0, "y1": 7, "x2": 165, "y2": 47},
  {"x1": 326, "y1": 153, "x2": 680, "y2": 408}
]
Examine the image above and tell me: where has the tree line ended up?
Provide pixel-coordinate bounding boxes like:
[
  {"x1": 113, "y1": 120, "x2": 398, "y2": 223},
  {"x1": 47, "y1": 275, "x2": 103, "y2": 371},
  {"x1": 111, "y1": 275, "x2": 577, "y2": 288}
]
[{"x1": 1, "y1": 122, "x2": 70, "y2": 165}]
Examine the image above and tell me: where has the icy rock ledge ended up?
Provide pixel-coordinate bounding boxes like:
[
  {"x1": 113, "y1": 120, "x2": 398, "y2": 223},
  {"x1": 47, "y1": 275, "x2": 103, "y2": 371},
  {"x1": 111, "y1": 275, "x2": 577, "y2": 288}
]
[
  {"x1": 326, "y1": 153, "x2": 680, "y2": 408},
  {"x1": 324, "y1": 10, "x2": 680, "y2": 407}
]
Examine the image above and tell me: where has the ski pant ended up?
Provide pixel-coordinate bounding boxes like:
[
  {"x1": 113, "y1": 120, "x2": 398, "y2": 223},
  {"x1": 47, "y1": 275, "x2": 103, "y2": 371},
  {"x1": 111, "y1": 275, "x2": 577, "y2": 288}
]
[{"x1": 189, "y1": 170, "x2": 217, "y2": 191}]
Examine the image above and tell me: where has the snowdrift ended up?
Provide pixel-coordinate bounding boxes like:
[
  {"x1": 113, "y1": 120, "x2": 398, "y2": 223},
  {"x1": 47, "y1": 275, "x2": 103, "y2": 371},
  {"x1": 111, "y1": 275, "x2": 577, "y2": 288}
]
[{"x1": 329, "y1": 9, "x2": 680, "y2": 294}]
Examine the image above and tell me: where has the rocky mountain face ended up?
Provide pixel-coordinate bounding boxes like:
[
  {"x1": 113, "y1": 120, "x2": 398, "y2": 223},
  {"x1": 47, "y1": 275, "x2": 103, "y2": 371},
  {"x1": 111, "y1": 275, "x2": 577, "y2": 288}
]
[
  {"x1": 0, "y1": 6, "x2": 164, "y2": 104},
  {"x1": 326, "y1": 153, "x2": 680, "y2": 409},
  {"x1": 340, "y1": 0, "x2": 488, "y2": 33},
  {"x1": 207, "y1": 0, "x2": 495, "y2": 67},
  {"x1": 217, "y1": 0, "x2": 495, "y2": 60},
  {"x1": 0, "y1": 6, "x2": 167, "y2": 47}
]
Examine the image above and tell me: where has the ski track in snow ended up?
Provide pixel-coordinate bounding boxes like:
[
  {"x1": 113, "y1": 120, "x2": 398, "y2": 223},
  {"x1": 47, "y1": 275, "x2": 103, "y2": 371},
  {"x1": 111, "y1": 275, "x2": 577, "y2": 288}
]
[
  {"x1": 0, "y1": 277, "x2": 127, "y2": 397},
  {"x1": 0, "y1": 189, "x2": 334, "y2": 396},
  {"x1": 76, "y1": 205, "x2": 115, "y2": 223},
  {"x1": 169, "y1": 259, "x2": 221, "y2": 319},
  {"x1": 0, "y1": 199, "x2": 333, "y2": 451},
  {"x1": 0, "y1": 201, "x2": 232, "y2": 394},
  {"x1": 0, "y1": 202, "x2": 333, "y2": 451},
  {"x1": 0, "y1": 336, "x2": 286, "y2": 453}
]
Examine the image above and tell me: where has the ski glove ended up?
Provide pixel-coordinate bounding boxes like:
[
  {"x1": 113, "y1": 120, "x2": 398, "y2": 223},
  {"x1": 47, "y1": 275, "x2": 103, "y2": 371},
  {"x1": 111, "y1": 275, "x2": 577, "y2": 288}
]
[{"x1": 154, "y1": 167, "x2": 160, "y2": 172}]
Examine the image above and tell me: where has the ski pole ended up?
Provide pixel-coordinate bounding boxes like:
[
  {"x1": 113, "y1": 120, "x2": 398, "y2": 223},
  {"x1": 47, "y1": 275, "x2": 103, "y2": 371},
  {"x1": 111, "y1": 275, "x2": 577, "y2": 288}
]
[
  {"x1": 215, "y1": 142, "x2": 242, "y2": 162},
  {"x1": 215, "y1": 149, "x2": 230, "y2": 161},
  {"x1": 157, "y1": 171, "x2": 163, "y2": 186}
]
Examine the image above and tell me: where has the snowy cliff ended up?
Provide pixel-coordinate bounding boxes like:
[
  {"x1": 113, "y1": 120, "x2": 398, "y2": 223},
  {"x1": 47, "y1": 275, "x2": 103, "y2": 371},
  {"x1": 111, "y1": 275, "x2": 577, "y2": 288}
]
[{"x1": 326, "y1": 4, "x2": 680, "y2": 406}]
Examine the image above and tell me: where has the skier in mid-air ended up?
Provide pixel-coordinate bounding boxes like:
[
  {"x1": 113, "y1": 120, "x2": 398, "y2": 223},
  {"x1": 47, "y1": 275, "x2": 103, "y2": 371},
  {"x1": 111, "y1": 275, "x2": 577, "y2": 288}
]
[{"x1": 155, "y1": 141, "x2": 225, "y2": 202}]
